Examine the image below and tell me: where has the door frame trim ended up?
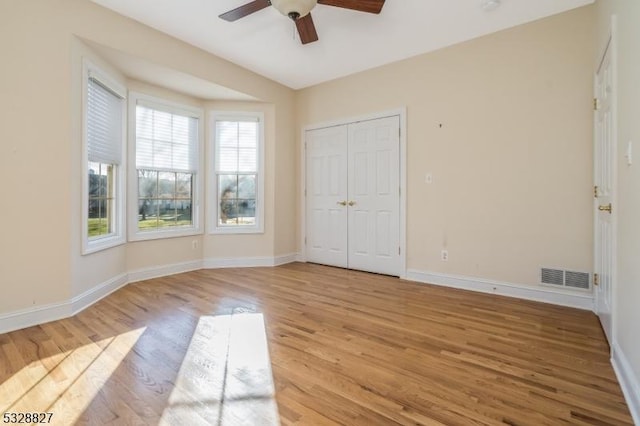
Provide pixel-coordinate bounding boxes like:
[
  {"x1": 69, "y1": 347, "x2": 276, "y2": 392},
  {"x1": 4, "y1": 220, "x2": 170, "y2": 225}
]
[{"x1": 299, "y1": 108, "x2": 408, "y2": 278}]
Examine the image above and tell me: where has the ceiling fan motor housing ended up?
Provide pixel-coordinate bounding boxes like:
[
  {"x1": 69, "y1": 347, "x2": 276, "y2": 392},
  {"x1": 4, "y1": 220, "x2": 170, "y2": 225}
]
[
  {"x1": 271, "y1": 0, "x2": 317, "y2": 19},
  {"x1": 218, "y1": 0, "x2": 385, "y2": 45}
]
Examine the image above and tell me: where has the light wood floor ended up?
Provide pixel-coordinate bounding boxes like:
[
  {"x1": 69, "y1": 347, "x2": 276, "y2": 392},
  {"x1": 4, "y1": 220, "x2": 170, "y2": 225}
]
[{"x1": 0, "y1": 263, "x2": 632, "y2": 425}]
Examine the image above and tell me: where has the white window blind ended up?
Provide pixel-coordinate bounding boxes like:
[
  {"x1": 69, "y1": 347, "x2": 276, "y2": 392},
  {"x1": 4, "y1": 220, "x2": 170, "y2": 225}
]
[
  {"x1": 136, "y1": 104, "x2": 199, "y2": 172},
  {"x1": 87, "y1": 77, "x2": 124, "y2": 164},
  {"x1": 215, "y1": 120, "x2": 258, "y2": 173}
]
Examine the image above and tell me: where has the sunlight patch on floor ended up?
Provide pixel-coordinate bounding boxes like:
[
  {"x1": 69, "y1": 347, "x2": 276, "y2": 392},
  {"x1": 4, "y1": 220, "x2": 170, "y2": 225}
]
[
  {"x1": 0, "y1": 326, "x2": 146, "y2": 423},
  {"x1": 160, "y1": 312, "x2": 280, "y2": 426}
]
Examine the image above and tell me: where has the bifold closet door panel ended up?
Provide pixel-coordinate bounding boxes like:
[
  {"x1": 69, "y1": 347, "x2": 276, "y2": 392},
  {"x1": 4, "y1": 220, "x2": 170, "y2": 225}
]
[
  {"x1": 305, "y1": 125, "x2": 349, "y2": 268},
  {"x1": 347, "y1": 116, "x2": 400, "y2": 276}
]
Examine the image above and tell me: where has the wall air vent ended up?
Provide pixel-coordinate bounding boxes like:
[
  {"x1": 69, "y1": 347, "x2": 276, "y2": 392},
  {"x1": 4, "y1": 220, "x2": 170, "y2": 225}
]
[
  {"x1": 565, "y1": 271, "x2": 590, "y2": 289},
  {"x1": 541, "y1": 268, "x2": 590, "y2": 290},
  {"x1": 541, "y1": 268, "x2": 564, "y2": 286}
]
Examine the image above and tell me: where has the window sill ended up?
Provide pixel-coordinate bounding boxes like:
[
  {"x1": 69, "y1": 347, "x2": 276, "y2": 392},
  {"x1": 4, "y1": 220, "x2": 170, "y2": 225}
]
[
  {"x1": 83, "y1": 235, "x2": 126, "y2": 255},
  {"x1": 129, "y1": 227, "x2": 203, "y2": 242},
  {"x1": 210, "y1": 225, "x2": 264, "y2": 235}
]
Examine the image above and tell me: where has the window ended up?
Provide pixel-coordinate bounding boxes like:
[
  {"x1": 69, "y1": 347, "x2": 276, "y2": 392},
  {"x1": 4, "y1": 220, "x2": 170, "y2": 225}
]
[
  {"x1": 82, "y1": 60, "x2": 126, "y2": 254},
  {"x1": 129, "y1": 93, "x2": 203, "y2": 240},
  {"x1": 88, "y1": 162, "x2": 114, "y2": 237},
  {"x1": 210, "y1": 112, "x2": 264, "y2": 234}
]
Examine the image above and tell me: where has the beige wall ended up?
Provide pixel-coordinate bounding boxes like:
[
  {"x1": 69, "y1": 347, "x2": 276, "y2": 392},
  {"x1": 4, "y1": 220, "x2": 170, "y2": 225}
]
[
  {"x1": 273, "y1": 100, "x2": 298, "y2": 256},
  {"x1": 595, "y1": 0, "x2": 640, "y2": 412},
  {"x1": 1, "y1": 1, "x2": 76, "y2": 311},
  {"x1": 0, "y1": 0, "x2": 296, "y2": 315},
  {"x1": 296, "y1": 6, "x2": 595, "y2": 288}
]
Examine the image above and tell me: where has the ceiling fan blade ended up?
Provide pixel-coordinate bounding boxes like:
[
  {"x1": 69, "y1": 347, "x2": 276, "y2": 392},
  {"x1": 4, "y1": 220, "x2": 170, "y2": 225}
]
[
  {"x1": 317, "y1": 0, "x2": 385, "y2": 14},
  {"x1": 219, "y1": 0, "x2": 271, "y2": 22},
  {"x1": 296, "y1": 13, "x2": 319, "y2": 45}
]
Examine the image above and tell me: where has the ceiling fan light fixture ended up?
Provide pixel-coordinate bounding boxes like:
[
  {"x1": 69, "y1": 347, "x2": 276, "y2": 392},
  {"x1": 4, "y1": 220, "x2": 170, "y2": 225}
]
[
  {"x1": 271, "y1": 0, "x2": 317, "y2": 20},
  {"x1": 480, "y1": 0, "x2": 501, "y2": 12}
]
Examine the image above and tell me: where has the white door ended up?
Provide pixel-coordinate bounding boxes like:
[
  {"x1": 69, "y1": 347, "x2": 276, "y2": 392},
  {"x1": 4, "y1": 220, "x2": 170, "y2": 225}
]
[
  {"x1": 594, "y1": 38, "x2": 615, "y2": 345},
  {"x1": 305, "y1": 125, "x2": 349, "y2": 268},
  {"x1": 348, "y1": 116, "x2": 400, "y2": 275},
  {"x1": 305, "y1": 116, "x2": 401, "y2": 276}
]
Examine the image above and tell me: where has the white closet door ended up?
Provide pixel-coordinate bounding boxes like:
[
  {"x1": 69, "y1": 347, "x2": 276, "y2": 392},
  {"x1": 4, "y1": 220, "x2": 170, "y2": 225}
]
[
  {"x1": 347, "y1": 116, "x2": 400, "y2": 275},
  {"x1": 305, "y1": 125, "x2": 349, "y2": 268}
]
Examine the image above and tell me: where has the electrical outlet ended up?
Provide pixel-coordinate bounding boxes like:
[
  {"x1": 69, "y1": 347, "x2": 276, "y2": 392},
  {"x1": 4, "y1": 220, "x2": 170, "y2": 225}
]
[
  {"x1": 192, "y1": 240, "x2": 198, "y2": 250},
  {"x1": 425, "y1": 173, "x2": 433, "y2": 184},
  {"x1": 441, "y1": 249, "x2": 448, "y2": 261}
]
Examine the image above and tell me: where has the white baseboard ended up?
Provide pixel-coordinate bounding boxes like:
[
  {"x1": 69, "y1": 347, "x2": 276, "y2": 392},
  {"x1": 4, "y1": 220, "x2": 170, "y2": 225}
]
[
  {"x1": 0, "y1": 255, "x2": 302, "y2": 334},
  {"x1": 71, "y1": 273, "x2": 128, "y2": 315},
  {"x1": 612, "y1": 342, "x2": 640, "y2": 424},
  {"x1": 0, "y1": 260, "x2": 201, "y2": 334},
  {"x1": 203, "y1": 253, "x2": 298, "y2": 269},
  {"x1": 406, "y1": 269, "x2": 594, "y2": 310},
  {"x1": 0, "y1": 300, "x2": 71, "y2": 335},
  {"x1": 274, "y1": 253, "x2": 299, "y2": 266},
  {"x1": 0, "y1": 273, "x2": 129, "y2": 334},
  {"x1": 128, "y1": 260, "x2": 203, "y2": 284}
]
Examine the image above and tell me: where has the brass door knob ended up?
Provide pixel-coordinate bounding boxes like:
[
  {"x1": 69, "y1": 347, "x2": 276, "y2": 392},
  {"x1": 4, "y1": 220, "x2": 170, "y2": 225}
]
[
  {"x1": 348, "y1": 201, "x2": 356, "y2": 206},
  {"x1": 337, "y1": 201, "x2": 347, "y2": 206},
  {"x1": 598, "y1": 203, "x2": 612, "y2": 213}
]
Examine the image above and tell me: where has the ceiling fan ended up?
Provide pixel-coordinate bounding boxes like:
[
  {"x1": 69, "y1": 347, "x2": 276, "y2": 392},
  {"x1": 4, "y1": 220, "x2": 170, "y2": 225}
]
[{"x1": 219, "y1": 0, "x2": 386, "y2": 45}]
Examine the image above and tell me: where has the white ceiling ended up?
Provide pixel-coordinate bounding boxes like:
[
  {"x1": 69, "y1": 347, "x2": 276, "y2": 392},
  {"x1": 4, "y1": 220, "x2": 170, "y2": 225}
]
[{"x1": 90, "y1": 0, "x2": 594, "y2": 90}]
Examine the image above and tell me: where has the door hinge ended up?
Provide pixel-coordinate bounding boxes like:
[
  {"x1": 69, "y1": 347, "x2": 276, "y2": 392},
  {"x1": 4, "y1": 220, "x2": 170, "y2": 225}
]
[
  {"x1": 594, "y1": 273, "x2": 599, "y2": 286},
  {"x1": 304, "y1": 237, "x2": 307, "y2": 245},
  {"x1": 593, "y1": 98, "x2": 599, "y2": 111},
  {"x1": 594, "y1": 185, "x2": 598, "y2": 198},
  {"x1": 398, "y1": 247, "x2": 401, "y2": 255}
]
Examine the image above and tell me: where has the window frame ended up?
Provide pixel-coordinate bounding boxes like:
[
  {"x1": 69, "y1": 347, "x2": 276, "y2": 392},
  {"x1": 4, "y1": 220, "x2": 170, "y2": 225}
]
[
  {"x1": 81, "y1": 59, "x2": 127, "y2": 255},
  {"x1": 209, "y1": 111, "x2": 265, "y2": 234},
  {"x1": 128, "y1": 92, "x2": 204, "y2": 242}
]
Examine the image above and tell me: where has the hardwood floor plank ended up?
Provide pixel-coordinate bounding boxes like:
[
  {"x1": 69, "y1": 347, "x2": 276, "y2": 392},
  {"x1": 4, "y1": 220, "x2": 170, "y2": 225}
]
[{"x1": 0, "y1": 263, "x2": 632, "y2": 425}]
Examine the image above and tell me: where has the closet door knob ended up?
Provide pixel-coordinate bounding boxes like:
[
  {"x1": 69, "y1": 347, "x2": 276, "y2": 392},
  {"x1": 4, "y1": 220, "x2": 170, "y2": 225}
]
[
  {"x1": 337, "y1": 201, "x2": 347, "y2": 206},
  {"x1": 348, "y1": 201, "x2": 356, "y2": 206}
]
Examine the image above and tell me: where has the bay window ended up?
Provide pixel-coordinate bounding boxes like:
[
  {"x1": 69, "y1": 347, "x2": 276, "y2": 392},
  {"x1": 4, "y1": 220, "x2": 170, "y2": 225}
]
[
  {"x1": 129, "y1": 93, "x2": 203, "y2": 240},
  {"x1": 210, "y1": 113, "x2": 264, "y2": 234},
  {"x1": 82, "y1": 61, "x2": 126, "y2": 254}
]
